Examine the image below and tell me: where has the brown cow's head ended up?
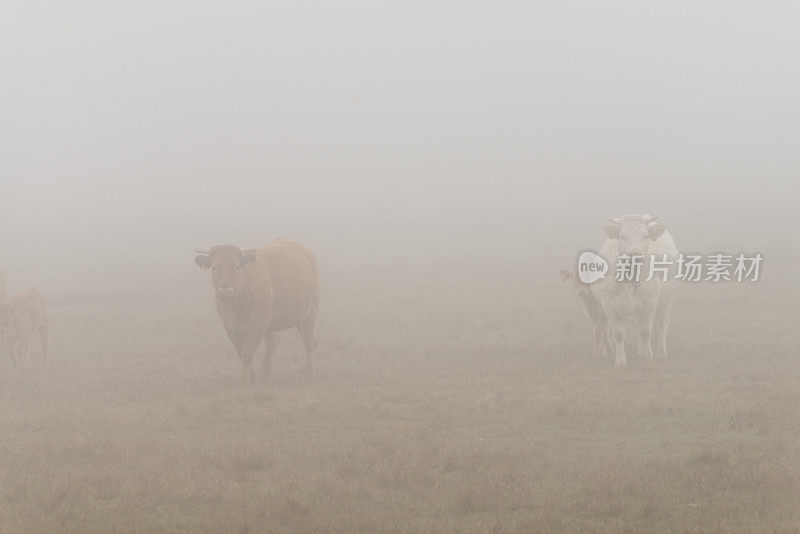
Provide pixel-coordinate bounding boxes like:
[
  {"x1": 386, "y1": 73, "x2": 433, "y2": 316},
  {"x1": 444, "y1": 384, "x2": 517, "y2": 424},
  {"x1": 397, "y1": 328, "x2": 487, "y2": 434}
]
[
  {"x1": 603, "y1": 214, "x2": 665, "y2": 257},
  {"x1": 194, "y1": 245, "x2": 258, "y2": 300}
]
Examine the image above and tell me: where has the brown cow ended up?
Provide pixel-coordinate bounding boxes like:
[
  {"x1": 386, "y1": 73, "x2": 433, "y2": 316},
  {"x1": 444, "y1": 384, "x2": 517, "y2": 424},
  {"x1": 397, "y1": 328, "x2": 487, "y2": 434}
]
[
  {"x1": 0, "y1": 288, "x2": 50, "y2": 367},
  {"x1": 194, "y1": 238, "x2": 319, "y2": 384}
]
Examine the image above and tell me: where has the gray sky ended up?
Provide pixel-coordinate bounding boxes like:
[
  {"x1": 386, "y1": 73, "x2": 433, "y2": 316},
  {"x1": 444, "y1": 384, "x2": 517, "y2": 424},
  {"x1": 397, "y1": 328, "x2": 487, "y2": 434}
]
[{"x1": 2, "y1": 1, "x2": 799, "y2": 260}]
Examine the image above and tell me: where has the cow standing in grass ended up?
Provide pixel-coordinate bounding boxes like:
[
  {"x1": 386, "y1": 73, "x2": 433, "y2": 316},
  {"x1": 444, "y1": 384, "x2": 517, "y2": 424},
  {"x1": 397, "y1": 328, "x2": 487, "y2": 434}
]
[
  {"x1": 593, "y1": 214, "x2": 678, "y2": 367},
  {"x1": 0, "y1": 288, "x2": 50, "y2": 367},
  {"x1": 194, "y1": 238, "x2": 320, "y2": 384}
]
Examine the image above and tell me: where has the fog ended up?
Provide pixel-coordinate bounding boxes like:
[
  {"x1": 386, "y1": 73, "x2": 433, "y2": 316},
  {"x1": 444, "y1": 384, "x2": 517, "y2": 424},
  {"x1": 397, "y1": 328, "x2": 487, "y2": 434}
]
[
  {"x1": 1, "y1": 1, "x2": 799, "y2": 531},
  {"x1": 4, "y1": 1, "x2": 800, "y2": 258}
]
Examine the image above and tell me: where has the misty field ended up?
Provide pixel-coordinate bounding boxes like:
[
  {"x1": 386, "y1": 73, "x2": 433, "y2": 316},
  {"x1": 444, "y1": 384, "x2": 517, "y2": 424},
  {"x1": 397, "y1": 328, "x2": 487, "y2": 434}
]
[{"x1": 0, "y1": 253, "x2": 798, "y2": 533}]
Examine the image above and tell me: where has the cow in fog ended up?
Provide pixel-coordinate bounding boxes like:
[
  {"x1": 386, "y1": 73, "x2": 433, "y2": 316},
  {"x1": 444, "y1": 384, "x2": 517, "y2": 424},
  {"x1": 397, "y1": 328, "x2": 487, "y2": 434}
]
[
  {"x1": 0, "y1": 288, "x2": 50, "y2": 367},
  {"x1": 559, "y1": 270, "x2": 613, "y2": 360},
  {"x1": 194, "y1": 238, "x2": 320, "y2": 384},
  {"x1": 593, "y1": 214, "x2": 678, "y2": 367}
]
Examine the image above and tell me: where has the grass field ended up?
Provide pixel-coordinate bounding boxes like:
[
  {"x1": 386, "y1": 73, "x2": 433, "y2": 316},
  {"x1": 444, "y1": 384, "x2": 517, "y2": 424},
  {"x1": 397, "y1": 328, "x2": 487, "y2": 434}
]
[{"x1": 0, "y1": 251, "x2": 798, "y2": 532}]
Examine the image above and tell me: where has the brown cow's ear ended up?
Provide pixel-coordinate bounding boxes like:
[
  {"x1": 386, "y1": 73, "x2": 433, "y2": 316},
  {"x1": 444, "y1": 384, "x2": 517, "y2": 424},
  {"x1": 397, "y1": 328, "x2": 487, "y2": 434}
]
[
  {"x1": 241, "y1": 253, "x2": 257, "y2": 266},
  {"x1": 195, "y1": 255, "x2": 211, "y2": 270},
  {"x1": 649, "y1": 223, "x2": 666, "y2": 240},
  {"x1": 603, "y1": 223, "x2": 619, "y2": 239}
]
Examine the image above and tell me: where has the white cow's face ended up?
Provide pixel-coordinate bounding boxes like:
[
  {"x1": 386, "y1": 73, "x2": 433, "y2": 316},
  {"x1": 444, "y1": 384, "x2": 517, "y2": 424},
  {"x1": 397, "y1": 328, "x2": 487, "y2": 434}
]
[{"x1": 603, "y1": 216, "x2": 665, "y2": 257}]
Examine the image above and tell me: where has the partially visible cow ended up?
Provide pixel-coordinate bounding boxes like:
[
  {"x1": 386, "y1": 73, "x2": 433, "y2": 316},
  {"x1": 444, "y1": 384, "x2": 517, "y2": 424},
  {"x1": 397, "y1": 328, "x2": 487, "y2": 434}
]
[
  {"x1": 593, "y1": 214, "x2": 678, "y2": 367},
  {"x1": 0, "y1": 269, "x2": 6, "y2": 362},
  {"x1": 0, "y1": 288, "x2": 50, "y2": 367},
  {"x1": 194, "y1": 238, "x2": 320, "y2": 384},
  {"x1": 0, "y1": 268, "x2": 6, "y2": 304},
  {"x1": 559, "y1": 270, "x2": 613, "y2": 360}
]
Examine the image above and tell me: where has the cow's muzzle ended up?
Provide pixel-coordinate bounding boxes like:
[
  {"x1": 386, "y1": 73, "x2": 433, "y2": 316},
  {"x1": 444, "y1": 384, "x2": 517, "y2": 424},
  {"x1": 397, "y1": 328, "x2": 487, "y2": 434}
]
[{"x1": 216, "y1": 287, "x2": 236, "y2": 298}]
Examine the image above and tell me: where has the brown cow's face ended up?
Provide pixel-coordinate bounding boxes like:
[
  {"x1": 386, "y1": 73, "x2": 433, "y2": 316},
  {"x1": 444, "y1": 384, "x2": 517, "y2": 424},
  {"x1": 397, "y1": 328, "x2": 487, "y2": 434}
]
[{"x1": 195, "y1": 246, "x2": 256, "y2": 300}]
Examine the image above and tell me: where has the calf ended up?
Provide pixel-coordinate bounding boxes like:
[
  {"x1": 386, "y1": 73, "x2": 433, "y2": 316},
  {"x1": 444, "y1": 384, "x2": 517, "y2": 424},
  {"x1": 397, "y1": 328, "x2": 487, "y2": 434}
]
[{"x1": 559, "y1": 270, "x2": 613, "y2": 359}]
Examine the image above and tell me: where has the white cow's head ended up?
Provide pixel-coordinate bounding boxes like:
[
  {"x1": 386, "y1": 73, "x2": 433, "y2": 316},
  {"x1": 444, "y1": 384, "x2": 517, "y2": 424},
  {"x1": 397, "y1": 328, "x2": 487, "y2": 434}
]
[{"x1": 603, "y1": 214, "x2": 665, "y2": 257}]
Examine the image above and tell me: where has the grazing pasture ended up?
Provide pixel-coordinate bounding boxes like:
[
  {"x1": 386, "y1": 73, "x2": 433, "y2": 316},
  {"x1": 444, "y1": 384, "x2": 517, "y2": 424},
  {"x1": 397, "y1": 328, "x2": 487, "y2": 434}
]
[{"x1": 0, "y1": 250, "x2": 798, "y2": 532}]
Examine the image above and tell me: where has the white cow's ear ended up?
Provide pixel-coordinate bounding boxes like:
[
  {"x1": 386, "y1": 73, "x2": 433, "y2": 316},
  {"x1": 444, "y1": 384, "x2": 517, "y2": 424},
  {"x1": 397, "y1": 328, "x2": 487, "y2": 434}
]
[
  {"x1": 603, "y1": 223, "x2": 619, "y2": 239},
  {"x1": 648, "y1": 223, "x2": 665, "y2": 240}
]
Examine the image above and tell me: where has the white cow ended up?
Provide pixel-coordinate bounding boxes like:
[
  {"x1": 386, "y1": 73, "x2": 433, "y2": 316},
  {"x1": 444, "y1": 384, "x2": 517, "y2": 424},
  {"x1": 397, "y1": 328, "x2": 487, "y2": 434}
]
[{"x1": 592, "y1": 214, "x2": 678, "y2": 367}]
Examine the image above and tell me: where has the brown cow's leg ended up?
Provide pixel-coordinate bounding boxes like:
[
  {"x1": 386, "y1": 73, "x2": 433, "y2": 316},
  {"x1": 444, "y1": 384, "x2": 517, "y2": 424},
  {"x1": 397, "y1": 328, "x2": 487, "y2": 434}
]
[
  {"x1": 40, "y1": 328, "x2": 50, "y2": 365},
  {"x1": 240, "y1": 333, "x2": 263, "y2": 385},
  {"x1": 21, "y1": 338, "x2": 31, "y2": 369},
  {"x1": 261, "y1": 333, "x2": 276, "y2": 382},
  {"x1": 224, "y1": 330, "x2": 246, "y2": 381},
  {"x1": 4, "y1": 335, "x2": 15, "y2": 367},
  {"x1": 300, "y1": 306, "x2": 319, "y2": 377}
]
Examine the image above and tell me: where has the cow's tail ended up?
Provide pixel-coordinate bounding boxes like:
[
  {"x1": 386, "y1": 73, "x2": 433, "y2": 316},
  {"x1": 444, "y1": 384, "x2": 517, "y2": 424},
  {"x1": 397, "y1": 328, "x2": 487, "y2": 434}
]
[{"x1": 307, "y1": 248, "x2": 320, "y2": 308}]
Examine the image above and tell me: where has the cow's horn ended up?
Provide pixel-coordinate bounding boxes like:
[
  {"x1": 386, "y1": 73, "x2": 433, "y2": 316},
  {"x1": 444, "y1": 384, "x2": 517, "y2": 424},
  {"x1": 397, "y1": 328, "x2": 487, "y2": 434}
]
[
  {"x1": 241, "y1": 248, "x2": 257, "y2": 254},
  {"x1": 607, "y1": 218, "x2": 621, "y2": 224},
  {"x1": 195, "y1": 249, "x2": 210, "y2": 255},
  {"x1": 644, "y1": 215, "x2": 658, "y2": 223}
]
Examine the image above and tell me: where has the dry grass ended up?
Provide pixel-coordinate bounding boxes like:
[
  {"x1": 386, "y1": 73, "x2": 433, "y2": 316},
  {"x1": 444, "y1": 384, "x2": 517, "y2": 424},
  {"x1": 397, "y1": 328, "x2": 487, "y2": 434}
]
[{"x1": 0, "y1": 253, "x2": 798, "y2": 532}]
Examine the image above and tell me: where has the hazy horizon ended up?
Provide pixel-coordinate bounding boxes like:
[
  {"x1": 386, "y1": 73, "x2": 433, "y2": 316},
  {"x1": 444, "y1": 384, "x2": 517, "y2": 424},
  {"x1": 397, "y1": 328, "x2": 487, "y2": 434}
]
[{"x1": 3, "y1": 1, "x2": 799, "y2": 261}]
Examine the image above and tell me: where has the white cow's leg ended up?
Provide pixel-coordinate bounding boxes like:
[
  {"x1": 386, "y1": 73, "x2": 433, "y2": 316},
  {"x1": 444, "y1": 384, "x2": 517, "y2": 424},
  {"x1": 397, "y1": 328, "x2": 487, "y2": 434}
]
[
  {"x1": 653, "y1": 307, "x2": 671, "y2": 360},
  {"x1": 603, "y1": 326, "x2": 615, "y2": 359},
  {"x1": 654, "y1": 282, "x2": 677, "y2": 360},
  {"x1": 636, "y1": 310, "x2": 656, "y2": 362},
  {"x1": 606, "y1": 314, "x2": 627, "y2": 367},
  {"x1": 612, "y1": 326, "x2": 626, "y2": 367}
]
